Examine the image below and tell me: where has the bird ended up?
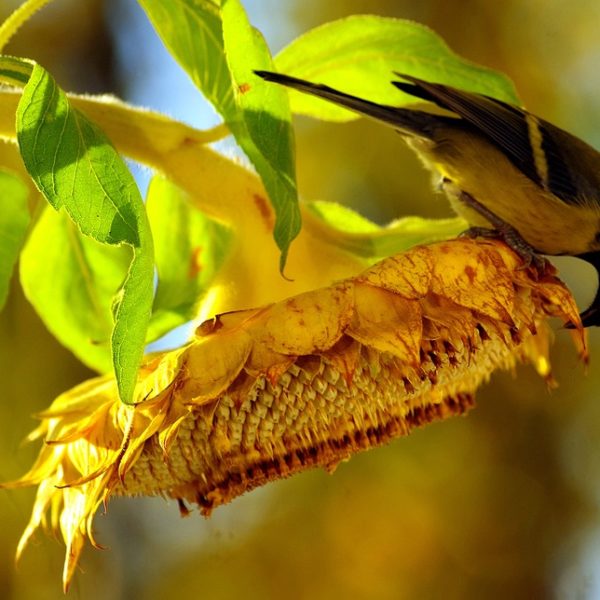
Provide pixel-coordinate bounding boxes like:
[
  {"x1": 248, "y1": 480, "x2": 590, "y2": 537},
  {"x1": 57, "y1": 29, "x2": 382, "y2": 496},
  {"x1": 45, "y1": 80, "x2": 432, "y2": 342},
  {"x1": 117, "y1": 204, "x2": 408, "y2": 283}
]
[{"x1": 254, "y1": 69, "x2": 600, "y2": 327}]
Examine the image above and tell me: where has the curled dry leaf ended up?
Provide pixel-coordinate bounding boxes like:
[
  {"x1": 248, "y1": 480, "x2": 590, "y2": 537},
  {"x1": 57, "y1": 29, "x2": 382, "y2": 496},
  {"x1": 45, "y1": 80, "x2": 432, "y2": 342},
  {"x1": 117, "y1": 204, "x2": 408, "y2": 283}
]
[{"x1": 2, "y1": 239, "x2": 586, "y2": 590}]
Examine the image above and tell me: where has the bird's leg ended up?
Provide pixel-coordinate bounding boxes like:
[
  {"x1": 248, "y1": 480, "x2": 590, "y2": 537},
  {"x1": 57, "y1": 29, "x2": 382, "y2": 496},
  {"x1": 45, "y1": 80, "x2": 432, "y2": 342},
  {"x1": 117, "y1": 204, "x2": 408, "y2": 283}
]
[{"x1": 458, "y1": 191, "x2": 548, "y2": 271}]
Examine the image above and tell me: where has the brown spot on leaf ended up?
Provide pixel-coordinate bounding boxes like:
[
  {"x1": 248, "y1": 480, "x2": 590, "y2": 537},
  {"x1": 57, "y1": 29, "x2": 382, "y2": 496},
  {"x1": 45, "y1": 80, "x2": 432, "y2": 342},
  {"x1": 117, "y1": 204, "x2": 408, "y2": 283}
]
[
  {"x1": 239, "y1": 83, "x2": 251, "y2": 94},
  {"x1": 188, "y1": 246, "x2": 203, "y2": 279},
  {"x1": 253, "y1": 194, "x2": 274, "y2": 231}
]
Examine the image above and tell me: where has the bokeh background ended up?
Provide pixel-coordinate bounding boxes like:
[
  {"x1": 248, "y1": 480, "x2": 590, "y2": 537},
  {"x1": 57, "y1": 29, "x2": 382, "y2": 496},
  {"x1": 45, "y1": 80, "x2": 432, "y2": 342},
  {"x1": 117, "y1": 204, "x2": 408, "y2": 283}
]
[{"x1": 2, "y1": 0, "x2": 600, "y2": 598}]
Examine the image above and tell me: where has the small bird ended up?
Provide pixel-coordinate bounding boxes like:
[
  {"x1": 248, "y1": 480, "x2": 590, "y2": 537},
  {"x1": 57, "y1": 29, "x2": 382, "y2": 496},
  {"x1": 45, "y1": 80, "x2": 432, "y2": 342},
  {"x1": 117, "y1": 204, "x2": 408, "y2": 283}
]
[{"x1": 255, "y1": 69, "x2": 600, "y2": 327}]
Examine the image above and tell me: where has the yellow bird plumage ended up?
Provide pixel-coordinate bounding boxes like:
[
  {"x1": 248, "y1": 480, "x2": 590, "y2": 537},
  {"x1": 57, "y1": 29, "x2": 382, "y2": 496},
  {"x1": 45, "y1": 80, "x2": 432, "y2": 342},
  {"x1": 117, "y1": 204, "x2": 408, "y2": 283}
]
[{"x1": 255, "y1": 70, "x2": 600, "y2": 327}]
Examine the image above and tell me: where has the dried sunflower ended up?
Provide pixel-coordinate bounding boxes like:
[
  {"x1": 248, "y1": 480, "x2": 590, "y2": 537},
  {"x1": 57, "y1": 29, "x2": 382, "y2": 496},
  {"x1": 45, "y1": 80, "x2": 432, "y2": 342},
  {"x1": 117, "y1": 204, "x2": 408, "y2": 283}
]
[{"x1": 2, "y1": 238, "x2": 586, "y2": 591}]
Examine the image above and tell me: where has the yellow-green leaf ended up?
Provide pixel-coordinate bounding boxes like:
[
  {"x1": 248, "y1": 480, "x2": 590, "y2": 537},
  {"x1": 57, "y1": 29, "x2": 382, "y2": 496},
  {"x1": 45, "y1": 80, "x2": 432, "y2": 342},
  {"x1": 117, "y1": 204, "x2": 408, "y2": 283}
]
[
  {"x1": 275, "y1": 16, "x2": 519, "y2": 121},
  {"x1": 0, "y1": 169, "x2": 29, "y2": 310}
]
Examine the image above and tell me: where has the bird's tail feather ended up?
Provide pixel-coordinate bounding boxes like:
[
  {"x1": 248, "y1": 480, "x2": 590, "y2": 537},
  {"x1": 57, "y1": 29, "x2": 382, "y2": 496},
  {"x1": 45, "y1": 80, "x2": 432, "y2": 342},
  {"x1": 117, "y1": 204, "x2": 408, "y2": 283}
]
[{"x1": 254, "y1": 70, "x2": 435, "y2": 139}]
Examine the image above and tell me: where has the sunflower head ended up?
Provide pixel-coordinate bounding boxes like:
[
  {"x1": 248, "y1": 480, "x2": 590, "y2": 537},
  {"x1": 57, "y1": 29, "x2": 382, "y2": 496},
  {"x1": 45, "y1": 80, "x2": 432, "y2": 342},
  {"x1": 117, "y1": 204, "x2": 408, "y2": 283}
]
[{"x1": 2, "y1": 239, "x2": 587, "y2": 591}]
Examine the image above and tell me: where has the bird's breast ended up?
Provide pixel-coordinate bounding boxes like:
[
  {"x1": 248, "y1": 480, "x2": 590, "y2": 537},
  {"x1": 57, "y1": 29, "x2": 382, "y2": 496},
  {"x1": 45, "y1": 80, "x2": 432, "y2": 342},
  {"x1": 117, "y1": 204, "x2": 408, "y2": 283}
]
[{"x1": 428, "y1": 137, "x2": 600, "y2": 256}]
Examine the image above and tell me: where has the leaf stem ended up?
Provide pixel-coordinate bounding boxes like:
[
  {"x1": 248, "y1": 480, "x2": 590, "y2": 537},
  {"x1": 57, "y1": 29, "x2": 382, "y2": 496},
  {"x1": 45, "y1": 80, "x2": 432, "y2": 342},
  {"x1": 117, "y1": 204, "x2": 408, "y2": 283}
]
[{"x1": 198, "y1": 122, "x2": 230, "y2": 143}]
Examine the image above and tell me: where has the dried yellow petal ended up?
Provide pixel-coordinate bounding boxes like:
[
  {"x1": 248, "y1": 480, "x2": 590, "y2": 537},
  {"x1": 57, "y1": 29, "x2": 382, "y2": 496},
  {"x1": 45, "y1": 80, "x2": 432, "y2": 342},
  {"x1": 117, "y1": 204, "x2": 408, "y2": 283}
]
[{"x1": 348, "y1": 283, "x2": 422, "y2": 363}]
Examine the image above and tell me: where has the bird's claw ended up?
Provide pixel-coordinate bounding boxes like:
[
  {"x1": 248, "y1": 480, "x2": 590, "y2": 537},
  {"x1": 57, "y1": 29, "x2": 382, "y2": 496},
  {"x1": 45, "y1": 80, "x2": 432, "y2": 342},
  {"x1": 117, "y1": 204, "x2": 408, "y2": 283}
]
[{"x1": 460, "y1": 226, "x2": 548, "y2": 275}]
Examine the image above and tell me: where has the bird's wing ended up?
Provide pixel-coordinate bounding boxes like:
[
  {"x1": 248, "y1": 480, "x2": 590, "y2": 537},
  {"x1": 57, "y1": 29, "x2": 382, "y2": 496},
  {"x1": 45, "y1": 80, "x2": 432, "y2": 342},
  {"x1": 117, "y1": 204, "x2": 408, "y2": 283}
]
[{"x1": 393, "y1": 74, "x2": 579, "y2": 203}]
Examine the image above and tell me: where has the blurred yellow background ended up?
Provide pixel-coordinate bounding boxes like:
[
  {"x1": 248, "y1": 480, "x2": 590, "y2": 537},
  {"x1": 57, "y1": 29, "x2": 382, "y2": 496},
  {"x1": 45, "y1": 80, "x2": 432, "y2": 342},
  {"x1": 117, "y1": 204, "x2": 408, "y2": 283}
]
[{"x1": 2, "y1": 0, "x2": 600, "y2": 598}]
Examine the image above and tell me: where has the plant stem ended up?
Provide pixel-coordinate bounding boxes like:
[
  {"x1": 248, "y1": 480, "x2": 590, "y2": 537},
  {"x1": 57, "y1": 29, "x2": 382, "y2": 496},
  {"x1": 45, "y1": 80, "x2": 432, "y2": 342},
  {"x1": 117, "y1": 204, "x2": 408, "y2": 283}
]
[{"x1": 0, "y1": 0, "x2": 55, "y2": 52}]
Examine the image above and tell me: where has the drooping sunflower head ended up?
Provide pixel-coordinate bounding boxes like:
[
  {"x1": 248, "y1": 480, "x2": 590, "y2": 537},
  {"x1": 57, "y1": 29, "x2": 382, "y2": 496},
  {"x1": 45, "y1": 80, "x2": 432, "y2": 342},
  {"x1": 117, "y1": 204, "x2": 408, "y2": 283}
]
[{"x1": 3, "y1": 239, "x2": 587, "y2": 591}]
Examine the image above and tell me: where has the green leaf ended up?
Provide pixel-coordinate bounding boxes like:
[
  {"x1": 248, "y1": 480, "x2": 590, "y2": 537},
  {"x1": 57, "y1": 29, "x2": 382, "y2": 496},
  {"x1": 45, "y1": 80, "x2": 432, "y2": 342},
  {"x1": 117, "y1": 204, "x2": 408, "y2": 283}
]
[
  {"x1": 137, "y1": 0, "x2": 300, "y2": 270},
  {"x1": 0, "y1": 169, "x2": 30, "y2": 310},
  {"x1": 306, "y1": 200, "x2": 466, "y2": 259},
  {"x1": 16, "y1": 63, "x2": 154, "y2": 403},
  {"x1": 0, "y1": 54, "x2": 33, "y2": 86},
  {"x1": 137, "y1": 0, "x2": 237, "y2": 124},
  {"x1": 275, "y1": 16, "x2": 520, "y2": 121},
  {"x1": 307, "y1": 199, "x2": 380, "y2": 234},
  {"x1": 112, "y1": 237, "x2": 154, "y2": 402},
  {"x1": 146, "y1": 176, "x2": 232, "y2": 341},
  {"x1": 20, "y1": 206, "x2": 131, "y2": 372},
  {"x1": 221, "y1": 0, "x2": 300, "y2": 270},
  {"x1": 17, "y1": 65, "x2": 139, "y2": 245}
]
